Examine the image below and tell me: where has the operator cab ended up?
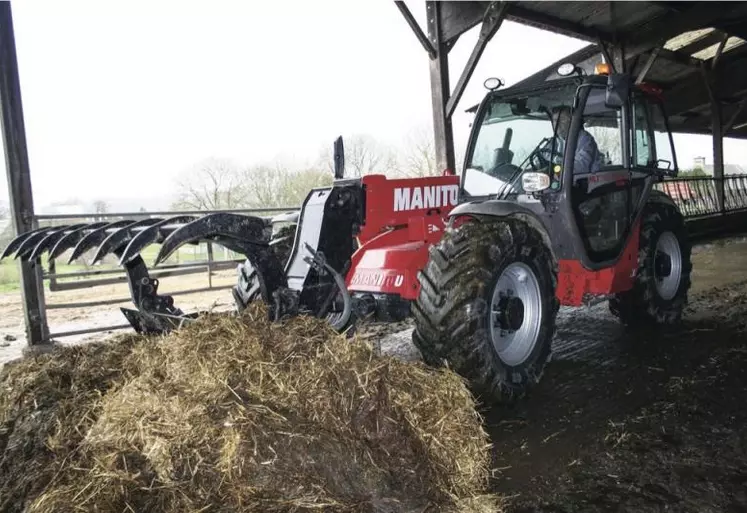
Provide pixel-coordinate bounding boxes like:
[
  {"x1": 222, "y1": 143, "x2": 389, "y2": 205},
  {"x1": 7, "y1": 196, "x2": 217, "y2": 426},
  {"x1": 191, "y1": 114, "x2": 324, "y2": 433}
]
[{"x1": 461, "y1": 62, "x2": 678, "y2": 267}]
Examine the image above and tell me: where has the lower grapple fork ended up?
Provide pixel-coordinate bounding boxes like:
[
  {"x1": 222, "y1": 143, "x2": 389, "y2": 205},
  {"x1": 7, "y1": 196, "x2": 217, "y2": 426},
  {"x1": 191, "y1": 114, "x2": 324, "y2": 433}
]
[{"x1": 119, "y1": 254, "x2": 197, "y2": 334}]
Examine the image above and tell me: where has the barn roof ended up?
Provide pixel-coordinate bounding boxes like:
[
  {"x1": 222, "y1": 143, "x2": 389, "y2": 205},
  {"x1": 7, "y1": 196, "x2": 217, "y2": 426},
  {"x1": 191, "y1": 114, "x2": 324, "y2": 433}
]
[{"x1": 441, "y1": 1, "x2": 747, "y2": 139}]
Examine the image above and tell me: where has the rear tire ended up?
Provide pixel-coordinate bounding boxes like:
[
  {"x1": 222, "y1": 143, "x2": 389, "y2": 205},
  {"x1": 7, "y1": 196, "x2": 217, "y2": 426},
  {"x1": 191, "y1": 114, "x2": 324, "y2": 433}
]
[
  {"x1": 609, "y1": 200, "x2": 691, "y2": 327},
  {"x1": 412, "y1": 217, "x2": 559, "y2": 405}
]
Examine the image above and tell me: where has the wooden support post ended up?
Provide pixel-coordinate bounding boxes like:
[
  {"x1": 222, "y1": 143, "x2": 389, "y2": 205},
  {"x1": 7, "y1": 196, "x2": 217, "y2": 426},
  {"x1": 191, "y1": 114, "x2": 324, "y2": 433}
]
[
  {"x1": 426, "y1": 1, "x2": 456, "y2": 173},
  {"x1": 0, "y1": 3, "x2": 49, "y2": 345}
]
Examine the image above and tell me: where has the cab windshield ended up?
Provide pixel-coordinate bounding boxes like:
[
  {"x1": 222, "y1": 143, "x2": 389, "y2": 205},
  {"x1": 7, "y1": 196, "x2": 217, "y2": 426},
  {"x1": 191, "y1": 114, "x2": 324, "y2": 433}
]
[{"x1": 462, "y1": 84, "x2": 576, "y2": 198}]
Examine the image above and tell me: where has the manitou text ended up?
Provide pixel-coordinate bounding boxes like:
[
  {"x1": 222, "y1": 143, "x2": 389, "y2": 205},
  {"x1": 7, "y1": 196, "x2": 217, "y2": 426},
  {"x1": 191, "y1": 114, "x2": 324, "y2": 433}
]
[{"x1": 393, "y1": 184, "x2": 459, "y2": 212}]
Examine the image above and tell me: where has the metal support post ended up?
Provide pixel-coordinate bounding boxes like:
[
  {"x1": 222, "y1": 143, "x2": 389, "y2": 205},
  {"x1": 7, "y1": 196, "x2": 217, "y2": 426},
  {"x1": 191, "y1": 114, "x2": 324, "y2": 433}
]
[
  {"x1": 207, "y1": 242, "x2": 214, "y2": 289},
  {"x1": 426, "y1": 1, "x2": 455, "y2": 173},
  {"x1": 0, "y1": 3, "x2": 49, "y2": 345},
  {"x1": 712, "y1": 103, "x2": 725, "y2": 212}
]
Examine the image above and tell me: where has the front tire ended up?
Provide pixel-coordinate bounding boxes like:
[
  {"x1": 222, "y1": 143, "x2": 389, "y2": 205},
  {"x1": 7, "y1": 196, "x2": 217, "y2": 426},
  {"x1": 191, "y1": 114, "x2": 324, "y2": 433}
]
[
  {"x1": 412, "y1": 217, "x2": 559, "y2": 404},
  {"x1": 609, "y1": 200, "x2": 692, "y2": 327},
  {"x1": 233, "y1": 223, "x2": 297, "y2": 310}
]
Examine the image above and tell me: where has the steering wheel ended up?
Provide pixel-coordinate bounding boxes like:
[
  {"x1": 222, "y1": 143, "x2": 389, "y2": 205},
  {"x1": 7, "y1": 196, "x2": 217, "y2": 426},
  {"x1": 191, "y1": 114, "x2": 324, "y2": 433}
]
[{"x1": 526, "y1": 137, "x2": 553, "y2": 171}]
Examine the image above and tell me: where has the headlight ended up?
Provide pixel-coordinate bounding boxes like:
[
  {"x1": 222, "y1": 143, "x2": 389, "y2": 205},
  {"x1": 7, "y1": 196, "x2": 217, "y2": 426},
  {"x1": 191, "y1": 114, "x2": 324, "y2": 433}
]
[{"x1": 522, "y1": 172, "x2": 551, "y2": 192}]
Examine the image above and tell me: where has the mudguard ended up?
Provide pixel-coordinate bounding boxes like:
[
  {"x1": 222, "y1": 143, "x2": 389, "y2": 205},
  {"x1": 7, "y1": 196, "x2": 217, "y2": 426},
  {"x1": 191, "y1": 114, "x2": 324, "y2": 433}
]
[
  {"x1": 647, "y1": 188, "x2": 680, "y2": 211},
  {"x1": 448, "y1": 199, "x2": 555, "y2": 258},
  {"x1": 448, "y1": 198, "x2": 543, "y2": 221}
]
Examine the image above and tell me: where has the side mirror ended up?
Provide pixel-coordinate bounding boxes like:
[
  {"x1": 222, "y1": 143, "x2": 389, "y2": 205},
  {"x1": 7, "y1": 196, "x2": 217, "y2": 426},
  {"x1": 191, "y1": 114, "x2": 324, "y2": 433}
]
[
  {"x1": 657, "y1": 159, "x2": 672, "y2": 170},
  {"x1": 605, "y1": 73, "x2": 631, "y2": 109},
  {"x1": 333, "y1": 136, "x2": 345, "y2": 179}
]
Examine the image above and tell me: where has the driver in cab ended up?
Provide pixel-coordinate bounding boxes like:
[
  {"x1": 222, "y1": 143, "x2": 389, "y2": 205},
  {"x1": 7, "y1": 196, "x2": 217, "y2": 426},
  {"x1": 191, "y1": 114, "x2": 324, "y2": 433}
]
[{"x1": 550, "y1": 106, "x2": 602, "y2": 175}]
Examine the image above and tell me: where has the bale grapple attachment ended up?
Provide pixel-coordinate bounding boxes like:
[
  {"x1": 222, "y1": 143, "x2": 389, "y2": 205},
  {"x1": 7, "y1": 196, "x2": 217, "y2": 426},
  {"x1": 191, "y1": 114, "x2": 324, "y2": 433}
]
[
  {"x1": 154, "y1": 208, "x2": 354, "y2": 332},
  {"x1": 0, "y1": 214, "x2": 285, "y2": 336}
]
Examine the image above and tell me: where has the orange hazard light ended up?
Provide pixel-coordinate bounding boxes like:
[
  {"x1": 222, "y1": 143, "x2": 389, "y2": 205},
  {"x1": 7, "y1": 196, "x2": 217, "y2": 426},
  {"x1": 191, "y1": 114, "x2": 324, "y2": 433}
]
[{"x1": 595, "y1": 62, "x2": 611, "y2": 75}]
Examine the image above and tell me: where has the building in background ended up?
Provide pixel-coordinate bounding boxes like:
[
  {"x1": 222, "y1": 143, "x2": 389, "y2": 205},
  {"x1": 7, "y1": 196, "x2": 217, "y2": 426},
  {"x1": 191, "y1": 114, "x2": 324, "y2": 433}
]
[{"x1": 691, "y1": 156, "x2": 747, "y2": 175}]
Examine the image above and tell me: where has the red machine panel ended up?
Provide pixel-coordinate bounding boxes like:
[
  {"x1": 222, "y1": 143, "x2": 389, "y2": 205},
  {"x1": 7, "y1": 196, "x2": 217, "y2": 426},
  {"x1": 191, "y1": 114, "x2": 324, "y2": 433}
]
[
  {"x1": 556, "y1": 220, "x2": 641, "y2": 306},
  {"x1": 347, "y1": 174, "x2": 460, "y2": 300}
]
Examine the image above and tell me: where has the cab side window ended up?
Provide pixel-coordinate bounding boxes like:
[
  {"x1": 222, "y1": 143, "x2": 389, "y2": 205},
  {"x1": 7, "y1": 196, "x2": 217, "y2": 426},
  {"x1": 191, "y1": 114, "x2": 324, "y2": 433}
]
[
  {"x1": 632, "y1": 98, "x2": 654, "y2": 168},
  {"x1": 649, "y1": 101, "x2": 676, "y2": 172},
  {"x1": 582, "y1": 87, "x2": 624, "y2": 169}
]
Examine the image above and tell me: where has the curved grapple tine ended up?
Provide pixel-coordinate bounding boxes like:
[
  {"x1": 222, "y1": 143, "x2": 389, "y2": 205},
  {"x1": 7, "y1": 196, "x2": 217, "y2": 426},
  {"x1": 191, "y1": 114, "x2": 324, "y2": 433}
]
[
  {"x1": 91, "y1": 218, "x2": 164, "y2": 265},
  {"x1": 48, "y1": 222, "x2": 109, "y2": 261},
  {"x1": 1, "y1": 227, "x2": 49, "y2": 260},
  {"x1": 68, "y1": 220, "x2": 136, "y2": 264},
  {"x1": 29, "y1": 223, "x2": 88, "y2": 261},
  {"x1": 118, "y1": 215, "x2": 197, "y2": 265},
  {"x1": 14, "y1": 227, "x2": 59, "y2": 260},
  {"x1": 155, "y1": 213, "x2": 268, "y2": 266}
]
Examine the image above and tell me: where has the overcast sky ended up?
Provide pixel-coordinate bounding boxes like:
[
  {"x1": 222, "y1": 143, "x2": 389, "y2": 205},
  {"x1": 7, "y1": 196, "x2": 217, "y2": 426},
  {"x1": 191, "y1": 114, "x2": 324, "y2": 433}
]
[{"x1": 2, "y1": 0, "x2": 746, "y2": 212}]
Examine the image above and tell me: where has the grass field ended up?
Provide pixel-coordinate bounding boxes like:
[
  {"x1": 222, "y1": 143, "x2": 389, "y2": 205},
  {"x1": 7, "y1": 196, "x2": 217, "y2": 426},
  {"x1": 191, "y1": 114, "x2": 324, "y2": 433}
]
[{"x1": 0, "y1": 243, "x2": 241, "y2": 293}]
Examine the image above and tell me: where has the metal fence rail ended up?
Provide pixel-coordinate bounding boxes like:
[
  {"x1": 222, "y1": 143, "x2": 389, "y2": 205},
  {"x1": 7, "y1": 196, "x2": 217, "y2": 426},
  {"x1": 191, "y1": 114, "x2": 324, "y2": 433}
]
[
  {"x1": 15, "y1": 176, "x2": 747, "y2": 342},
  {"x1": 654, "y1": 176, "x2": 747, "y2": 217}
]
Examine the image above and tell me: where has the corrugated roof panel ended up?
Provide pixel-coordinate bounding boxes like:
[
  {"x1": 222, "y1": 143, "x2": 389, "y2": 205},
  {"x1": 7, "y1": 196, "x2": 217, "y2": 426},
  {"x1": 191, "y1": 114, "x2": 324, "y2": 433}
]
[
  {"x1": 692, "y1": 36, "x2": 747, "y2": 60},
  {"x1": 664, "y1": 28, "x2": 715, "y2": 51},
  {"x1": 511, "y1": 1, "x2": 669, "y2": 35}
]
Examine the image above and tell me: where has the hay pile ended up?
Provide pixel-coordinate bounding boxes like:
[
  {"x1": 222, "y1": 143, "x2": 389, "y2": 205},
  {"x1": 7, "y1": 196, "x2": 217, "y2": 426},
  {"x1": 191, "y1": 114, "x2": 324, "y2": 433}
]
[
  {"x1": 0, "y1": 304, "x2": 499, "y2": 513},
  {"x1": 0, "y1": 334, "x2": 144, "y2": 512}
]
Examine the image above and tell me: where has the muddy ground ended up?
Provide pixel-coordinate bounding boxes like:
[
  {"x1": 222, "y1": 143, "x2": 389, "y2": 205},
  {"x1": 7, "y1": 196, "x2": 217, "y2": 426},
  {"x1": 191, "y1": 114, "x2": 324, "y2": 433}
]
[
  {"x1": 483, "y1": 280, "x2": 747, "y2": 512},
  {"x1": 483, "y1": 238, "x2": 747, "y2": 512},
  {"x1": 1, "y1": 237, "x2": 747, "y2": 511},
  {"x1": 361, "y1": 237, "x2": 747, "y2": 512}
]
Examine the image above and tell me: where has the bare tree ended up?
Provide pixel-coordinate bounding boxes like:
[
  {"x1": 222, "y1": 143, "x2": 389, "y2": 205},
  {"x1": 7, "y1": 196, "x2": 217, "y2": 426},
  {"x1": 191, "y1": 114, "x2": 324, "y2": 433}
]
[
  {"x1": 284, "y1": 168, "x2": 334, "y2": 204},
  {"x1": 93, "y1": 200, "x2": 110, "y2": 214},
  {"x1": 171, "y1": 157, "x2": 250, "y2": 211},
  {"x1": 242, "y1": 164, "x2": 292, "y2": 208},
  {"x1": 318, "y1": 134, "x2": 397, "y2": 178},
  {"x1": 0, "y1": 205, "x2": 10, "y2": 249},
  {"x1": 393, "y1": 127, "x2": 438, "y2": 178},
  {"x1": 242, "y1": 164, "x2": 333, "y2": 208}
]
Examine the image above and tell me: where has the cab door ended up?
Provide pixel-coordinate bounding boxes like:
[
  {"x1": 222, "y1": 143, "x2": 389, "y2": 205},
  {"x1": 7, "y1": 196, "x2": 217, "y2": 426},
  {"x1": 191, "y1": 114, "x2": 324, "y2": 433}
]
[{"x1": 567, "y1": 84, "x2": 634, "y2": 264}]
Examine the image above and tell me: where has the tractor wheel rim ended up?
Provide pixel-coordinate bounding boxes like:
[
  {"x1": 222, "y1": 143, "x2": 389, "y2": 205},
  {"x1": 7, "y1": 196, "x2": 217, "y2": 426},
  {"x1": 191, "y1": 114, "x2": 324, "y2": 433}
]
[
  {"x1": 655, "y1": 231, "x2": 682, "y2": 301},
  {"x1": 489, "y1": 262, "x2": 543, "y2": 367}
]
